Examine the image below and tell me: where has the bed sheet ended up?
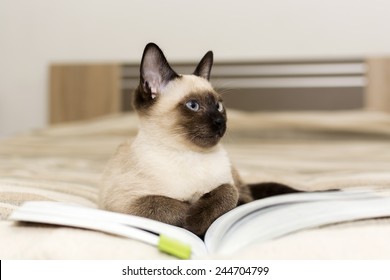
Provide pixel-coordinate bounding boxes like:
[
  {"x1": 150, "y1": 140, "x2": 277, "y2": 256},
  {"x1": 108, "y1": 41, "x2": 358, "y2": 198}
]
[{"x1": 1, "y1": 110, "x2": 390, "y2": 259}]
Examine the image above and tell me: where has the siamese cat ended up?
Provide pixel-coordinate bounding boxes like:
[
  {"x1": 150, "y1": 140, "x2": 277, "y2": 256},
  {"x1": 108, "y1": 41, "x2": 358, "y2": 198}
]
[{"x1": 99, "y1": 43, "x2": 298, "y2": 236}]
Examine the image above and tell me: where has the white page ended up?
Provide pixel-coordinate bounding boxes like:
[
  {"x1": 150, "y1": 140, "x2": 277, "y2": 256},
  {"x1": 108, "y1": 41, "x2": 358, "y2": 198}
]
[
  {"x1": 10, "y1": 210, "x2": 159, "y2": 245},
  {"x1": 9, "y1": 201, "x2": 208, "y2": 257},
  {"x1": 215, "y1": 196, "x2": 390, "y2": 255},
  {"x1": 205, "y1": 188, "x2": 381, "y2": 253}
]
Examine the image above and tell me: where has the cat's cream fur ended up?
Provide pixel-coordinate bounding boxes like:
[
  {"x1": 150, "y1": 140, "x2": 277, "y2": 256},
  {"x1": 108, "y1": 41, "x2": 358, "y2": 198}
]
[
  {"x1": 99, "y1": 43, "x2": 298, "y2": 235},
  {"x1": 98, "y1": 43, "x2": 245, "y2": 235},
  {"x1": 99, "y1": 75, "x2": 236, "y2": 227}
]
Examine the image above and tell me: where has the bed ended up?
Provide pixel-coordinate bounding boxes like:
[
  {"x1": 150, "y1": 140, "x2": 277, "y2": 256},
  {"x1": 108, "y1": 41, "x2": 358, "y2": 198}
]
[{"x1": 2, "y1": 58, "x2": 390, "y2": 259}]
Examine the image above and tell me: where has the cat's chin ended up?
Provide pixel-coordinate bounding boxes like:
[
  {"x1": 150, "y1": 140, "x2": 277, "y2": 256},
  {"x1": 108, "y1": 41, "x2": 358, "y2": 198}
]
[{"x1": 190, "y1": 134, "x2": 222, "y2": 149}]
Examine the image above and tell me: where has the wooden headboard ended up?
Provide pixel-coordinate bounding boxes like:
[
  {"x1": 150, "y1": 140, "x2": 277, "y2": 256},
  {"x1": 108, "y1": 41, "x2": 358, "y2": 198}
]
[{"x1": 49, "y1": 58, "x2": 390, "y2": 124}]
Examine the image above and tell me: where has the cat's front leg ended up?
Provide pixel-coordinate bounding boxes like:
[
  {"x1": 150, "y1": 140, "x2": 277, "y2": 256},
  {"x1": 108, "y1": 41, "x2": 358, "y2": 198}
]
[
  {"x1": 184, "y1": 184, "x2": 239, "y2": 236},
  {"x1": 130, "y1": 195, "x2": 190, "y2": 227}
]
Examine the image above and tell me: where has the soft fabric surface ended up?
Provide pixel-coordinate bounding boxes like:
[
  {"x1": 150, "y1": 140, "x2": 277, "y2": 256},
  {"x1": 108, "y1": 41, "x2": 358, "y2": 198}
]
[{"x1": 1, "y1": 110, "x2": 390, "y2": 259}]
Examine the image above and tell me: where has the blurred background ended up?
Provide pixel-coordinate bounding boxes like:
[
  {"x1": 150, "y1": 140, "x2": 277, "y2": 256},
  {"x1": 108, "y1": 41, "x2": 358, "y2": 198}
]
[{"x1": 1, "y1": 0, "x2": 390, "y2": 138}]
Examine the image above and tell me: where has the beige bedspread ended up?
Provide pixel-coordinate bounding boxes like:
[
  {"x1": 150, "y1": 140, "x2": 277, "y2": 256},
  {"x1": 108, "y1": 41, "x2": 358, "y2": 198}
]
[{"x1": 1, "y1": 110, "x2": 390, "y2": 259}]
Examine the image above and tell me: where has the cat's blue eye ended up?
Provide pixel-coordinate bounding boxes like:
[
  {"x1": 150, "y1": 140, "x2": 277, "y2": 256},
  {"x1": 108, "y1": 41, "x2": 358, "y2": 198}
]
[
  {"x1": 185, "y1": 100, "x2": 200, "y2": 112},
  {"x1": 217, "y1": 101, "x2": 224, "y2": 112}
]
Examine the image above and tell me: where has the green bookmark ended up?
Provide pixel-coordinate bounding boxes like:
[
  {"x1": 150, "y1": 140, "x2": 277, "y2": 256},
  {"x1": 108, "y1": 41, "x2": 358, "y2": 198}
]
[{"x1": 157, "y1": 234, "x2": 192, "y2": 259}]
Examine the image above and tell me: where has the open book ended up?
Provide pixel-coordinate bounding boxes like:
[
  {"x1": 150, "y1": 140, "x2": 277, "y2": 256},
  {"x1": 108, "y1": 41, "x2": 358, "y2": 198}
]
[{"x1": 8, "y1": 188, "x2": 390, "y2": 259}]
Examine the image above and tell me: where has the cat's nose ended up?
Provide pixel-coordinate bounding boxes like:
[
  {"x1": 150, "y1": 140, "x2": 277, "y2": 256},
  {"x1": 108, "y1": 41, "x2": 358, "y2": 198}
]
[
  {"x1": 213, "y1": 117, "x2": 224, "y2": 127},
  {"x1": 213, "y1": 117, "x2": 226, "y2": 136}
]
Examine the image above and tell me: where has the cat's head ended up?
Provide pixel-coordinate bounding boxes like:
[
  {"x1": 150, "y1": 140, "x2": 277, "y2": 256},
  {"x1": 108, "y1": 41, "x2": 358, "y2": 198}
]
[{"x1": 133, "y1": 43, "x2": 226, "y2": 150}]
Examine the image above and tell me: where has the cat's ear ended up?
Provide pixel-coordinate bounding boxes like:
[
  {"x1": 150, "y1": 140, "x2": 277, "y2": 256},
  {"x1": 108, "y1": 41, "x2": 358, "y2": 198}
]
[
  {"x1": 140, "y1": 43, "x2": 178, "y2": 99},
  {"x1": 193, "y1": 51, "x2": 213, "y2": 81}
]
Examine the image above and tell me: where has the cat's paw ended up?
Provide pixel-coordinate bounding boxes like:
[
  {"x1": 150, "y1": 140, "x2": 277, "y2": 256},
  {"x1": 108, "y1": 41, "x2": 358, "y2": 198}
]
[
  {"x1": 184, "y1": 201, "x2": 212, "y2": 236},
  {"x1": 130, "y1": 195, "x2": 190, "y2": 227},
  {"x1": 184, "y1": 184, "x2": 239, "y2": 236}
]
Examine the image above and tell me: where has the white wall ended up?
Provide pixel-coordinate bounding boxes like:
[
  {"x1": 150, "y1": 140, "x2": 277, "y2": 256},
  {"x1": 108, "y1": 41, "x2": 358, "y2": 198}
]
[{"x1": 1, "y1": 0, "x2": 390, "y2": 138}]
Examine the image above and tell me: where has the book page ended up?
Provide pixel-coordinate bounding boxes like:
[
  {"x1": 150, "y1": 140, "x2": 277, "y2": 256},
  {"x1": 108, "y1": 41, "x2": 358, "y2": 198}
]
[
  {"x1": 210, "y1": 195, "x2": 390, "y2": 255},
  {"x1": 205, "y1": 188, "x2": 381, "y2": 254},
  {"x1": 9, "y1": 201, "x2": 208, "y2": 258}
]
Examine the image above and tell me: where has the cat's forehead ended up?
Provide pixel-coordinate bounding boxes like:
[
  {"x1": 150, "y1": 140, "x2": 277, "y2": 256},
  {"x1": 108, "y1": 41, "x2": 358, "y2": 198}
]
[{"x1": 161, "y1": 75, "x2": 217, "y2": 101}]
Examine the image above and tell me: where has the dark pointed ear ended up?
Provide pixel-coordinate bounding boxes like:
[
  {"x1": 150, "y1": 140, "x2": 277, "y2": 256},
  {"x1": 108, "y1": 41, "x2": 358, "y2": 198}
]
[
  {"x1": 140, "y1": 43, "x2": 178, "y2": 99},
  {"x1": 193, "y1": 51, "x2": 213, "y2": 80}
]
